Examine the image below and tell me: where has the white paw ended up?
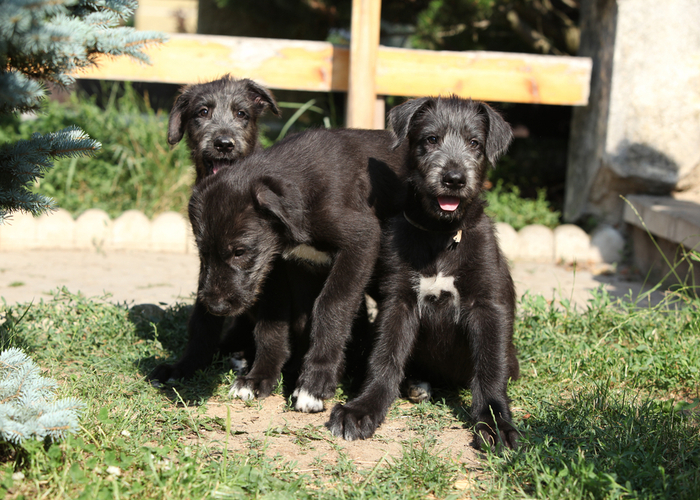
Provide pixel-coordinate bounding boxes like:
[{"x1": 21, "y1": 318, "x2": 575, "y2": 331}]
[
  {"x1": 407, "y1": 380, "x2": 432, "y2": 403},
  {"x1": 293, "y1": 388, "x2": 324, "y2": 413},
  {"x1": 230, "y1": 384, "x2": 254, "y2": 400}
]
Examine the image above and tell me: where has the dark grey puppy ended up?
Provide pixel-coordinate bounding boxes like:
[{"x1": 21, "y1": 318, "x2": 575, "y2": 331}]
[
  {"x1": 167, "y1": 74, "x2": 279, "y2": 184},
  {"x1": 187, "y1": 128, "x2": 407, "y2": 412},
  {"x1": 327, "y1": 96, "x2": 520, "y2": 449},
  {"x1": 150, "y1": 76, "x2": 277, "y2": 385}
]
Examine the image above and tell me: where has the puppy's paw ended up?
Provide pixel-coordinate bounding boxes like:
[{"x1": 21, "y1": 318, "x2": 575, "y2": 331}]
[
  {"x1": 149, "y1": 362, "x2": 192, "y2": 385},
  {"x1": 229, "y1": 376, "x2": 276, "y2": 400},
  {"x1": 405, "y1": 380, "x2": 432, "y2": 403},
  {"x1": 292, "y1": 388, "x2": 324, "y2": 413},
  {"x1": 296, "y1": 369, "x2": 338, "y2": 402},
  {"x1": 228, "y1": 353, "x2": 249, "y2": 375},
  {"x1": 149, "y1": 363, "x2": 174, "y2": 384},
  {"x1": 326, "y1": 403, "x2": 382, "y2": 441},
  {"x1": 475, "y1": 415, "x2": 519, "y2": 450}
]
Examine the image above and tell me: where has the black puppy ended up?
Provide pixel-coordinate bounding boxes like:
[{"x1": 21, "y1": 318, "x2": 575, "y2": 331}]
[
  {"x1": 327, "y1": 96, "x2": 520, "y2": 449},
  {"x1": 167, "y1": 74, "x2": 279, "y2": 184},
  {"x1": 150, "y1": 76, "x2": 277, "y2": 384},
  {"x1": 186, "y1": 128, "x2": 407, "y2": 412}
]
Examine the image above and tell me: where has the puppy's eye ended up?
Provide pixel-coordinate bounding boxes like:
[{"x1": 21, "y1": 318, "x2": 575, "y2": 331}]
[
  {"x1": 469, "y1": 139, "x2": 480, "y2": 148},
  {"x1": 426, "y1": 136, "x2": 438, "y2": 145},
  {"x1": 233, "y1": 247, "x2": 246, "y2": 257},
  {"x1": 198, "y1": 107, "x2": 209, "y2": 117},
  {"x1": 236, "y1": 110, "x2": 247, "y2": 119}
]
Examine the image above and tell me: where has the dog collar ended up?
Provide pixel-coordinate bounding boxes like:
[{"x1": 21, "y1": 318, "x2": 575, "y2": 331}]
[{"x1": 403, "y1": 212, "x2": 462, "y2": 245}]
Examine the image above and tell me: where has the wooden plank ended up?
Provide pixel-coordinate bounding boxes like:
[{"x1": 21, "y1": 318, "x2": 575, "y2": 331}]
[
  {"x1": 376, "y1": 46, "x2": 592, "y2": 105},
  {"x1": 76, "y1": 34, "x2": 349, "y2": 92},
  {"x1": 346, "y1": 0, "x2": 382, "y2": 128},
  {"x1": 75, "y1": 33, "x2": 591, "y2": 106}
]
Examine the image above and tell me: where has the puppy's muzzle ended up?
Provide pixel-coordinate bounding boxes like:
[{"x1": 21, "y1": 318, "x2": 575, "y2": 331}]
[{"x1": 203, "y1": 296, "x2": 240, "y2": 317}]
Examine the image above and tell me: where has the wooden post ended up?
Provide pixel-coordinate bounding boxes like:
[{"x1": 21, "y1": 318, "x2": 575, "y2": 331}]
[{"x1": 346, "y1": 0, "x2": 382, "y2": 129}]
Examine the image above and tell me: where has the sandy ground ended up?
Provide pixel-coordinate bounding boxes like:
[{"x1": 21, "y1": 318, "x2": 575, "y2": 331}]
[{"x1": 0, "y1": 249, "x2": 664, "y2": 308}]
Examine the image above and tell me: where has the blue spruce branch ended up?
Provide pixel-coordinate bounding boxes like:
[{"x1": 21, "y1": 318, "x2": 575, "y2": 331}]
[
  {"x1": 0, "y1": 0, "x2": 166, "y2": 221},
  {"x1": 0, "y1": 348, "x2": 85, "y2": 444},
  {"x1": 0, "y1": 126, "x2": 101, "y2": 220}
]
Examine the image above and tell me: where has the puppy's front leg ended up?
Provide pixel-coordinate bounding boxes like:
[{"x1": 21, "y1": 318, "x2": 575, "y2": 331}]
[
  {"x1": 231, "y1": 262, "x2": 292, "y2": 400},
  {"x1": 327, "y1": 296, "x2": 420, "y2": 440},
  {"x1": 149, "y1": 299, "x2": 225, "y2": 382},
  {"x1": 467, "y1": 303, "x2": 519, "y2": 449},
  {"x1": 294, "y1": 221, "x2": 381, "y2": 412},
  {"x1": 230, "y1": 316, "x2": 290, "y2": 400}
]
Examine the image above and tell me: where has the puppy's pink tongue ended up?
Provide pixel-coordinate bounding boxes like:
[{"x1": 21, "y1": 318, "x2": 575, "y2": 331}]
[{"x1": 438, "y1": 196, "x2": 460, "y2": 212}]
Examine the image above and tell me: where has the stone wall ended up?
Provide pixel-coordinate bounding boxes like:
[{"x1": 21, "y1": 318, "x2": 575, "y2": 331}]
[{"x1": 565, "y1": 0, "x2": 700, "y2": 224}]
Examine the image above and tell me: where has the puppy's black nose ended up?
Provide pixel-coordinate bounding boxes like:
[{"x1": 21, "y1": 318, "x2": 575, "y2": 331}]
[
  {"x1": 442, "y1": 170, "x2": 466, "y2": 189},
  {"x1": 206, "y1": 300, "x2": 230, "y2": 316},
  {"x1": 214, "y1": 136, "x2": 235, "y2": 153}
]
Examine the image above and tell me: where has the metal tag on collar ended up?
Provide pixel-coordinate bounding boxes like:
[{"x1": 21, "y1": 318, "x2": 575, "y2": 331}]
[{"x1": 453, "y1": 230, "x2": 462, "y2": 244}]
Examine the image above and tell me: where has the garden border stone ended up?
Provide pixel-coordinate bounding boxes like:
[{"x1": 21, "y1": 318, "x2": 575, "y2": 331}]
[{"x1": 0, "y1": 209, "x2": 624, "y2": 264}]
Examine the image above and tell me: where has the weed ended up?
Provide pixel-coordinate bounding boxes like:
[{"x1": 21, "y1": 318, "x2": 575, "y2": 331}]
[{"x1": 483, "y1": 180, "x2": 561, "y2": 230}]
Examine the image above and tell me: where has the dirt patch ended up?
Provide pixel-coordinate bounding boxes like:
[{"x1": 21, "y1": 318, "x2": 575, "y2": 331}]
[{"x1": 183, "y1": 395, "x2": 481, "y2": 476}]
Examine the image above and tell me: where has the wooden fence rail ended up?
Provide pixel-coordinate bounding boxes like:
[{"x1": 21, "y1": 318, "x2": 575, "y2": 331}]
[{"x1": 75, "y1": 33, "x2": 591, "y2": 127}]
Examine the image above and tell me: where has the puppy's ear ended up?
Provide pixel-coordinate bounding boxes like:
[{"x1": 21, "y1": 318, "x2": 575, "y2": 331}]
[
  {"x1": 388, "y1": 97, "x2": 434, "y2": 148},
  {"x1": 187, "y1": 185, "x2": 204, "y2": 241},
  {"x1": 480, "y1": 102, "x2": 513, "y2": 166},
  {"x1": 167, "y1": 90, "x2": 189, "y2": 146},
  {"x1": 253, "y1": 176, "x2": 307, "y2": 242},
  {"x1": 244, "y1": 80, "x2": 280, "y2": 117}
]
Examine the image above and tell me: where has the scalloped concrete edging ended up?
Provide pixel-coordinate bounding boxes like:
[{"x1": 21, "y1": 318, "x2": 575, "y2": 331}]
[
  {"x1": 0, "y1": 209, "x2": 196, "y2": 254},
  {"x1": 0, "y1": 209, "x2": 624, "y2": 264}
]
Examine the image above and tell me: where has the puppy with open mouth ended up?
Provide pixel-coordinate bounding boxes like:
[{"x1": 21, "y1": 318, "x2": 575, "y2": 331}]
[
  {"x1": 150, "y1": 75, "x2": 278, "y2": 385},
  {"x1": 327, "y1": 96, "x2": 520, "y2": 450},
  {"x1": 166, "y1": 74, "x2": 280, "y2": 183}
]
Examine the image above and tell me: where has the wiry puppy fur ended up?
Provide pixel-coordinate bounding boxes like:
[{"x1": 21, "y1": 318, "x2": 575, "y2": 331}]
[
  {"x1": 185, "y1": 128, "x2": 407, "y2": 412},
  {"x1": 150, "y1": 76, "x2": 277, "y2": 385},
  {"x1": 327, "y1": 96, "x2": 520, "y2": 450},
  {"x1": 167, "y1": 74, "x2": 279, "y2": 184}
]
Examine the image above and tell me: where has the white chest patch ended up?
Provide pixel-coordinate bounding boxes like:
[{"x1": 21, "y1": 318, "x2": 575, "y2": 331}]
[
  {"x1": 415, "y1": 272, "x2": 461, "y2": 320},
  {"x1": 283, "y1": 244, "x2": 332, "y2": 266}
]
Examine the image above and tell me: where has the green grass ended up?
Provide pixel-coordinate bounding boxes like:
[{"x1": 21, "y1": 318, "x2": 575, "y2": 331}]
[
  {"x1": 482, "y1": 291, "x2": 700, "y2": 499},
  {"x1": 0, "y1": 287, "x2": 698, "y2": 498}
]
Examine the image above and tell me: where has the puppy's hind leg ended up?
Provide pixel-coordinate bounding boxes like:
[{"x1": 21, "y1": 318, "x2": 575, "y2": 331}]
[{"x1": 403, "y1": 379, "x2": 432, "y2": 403}]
